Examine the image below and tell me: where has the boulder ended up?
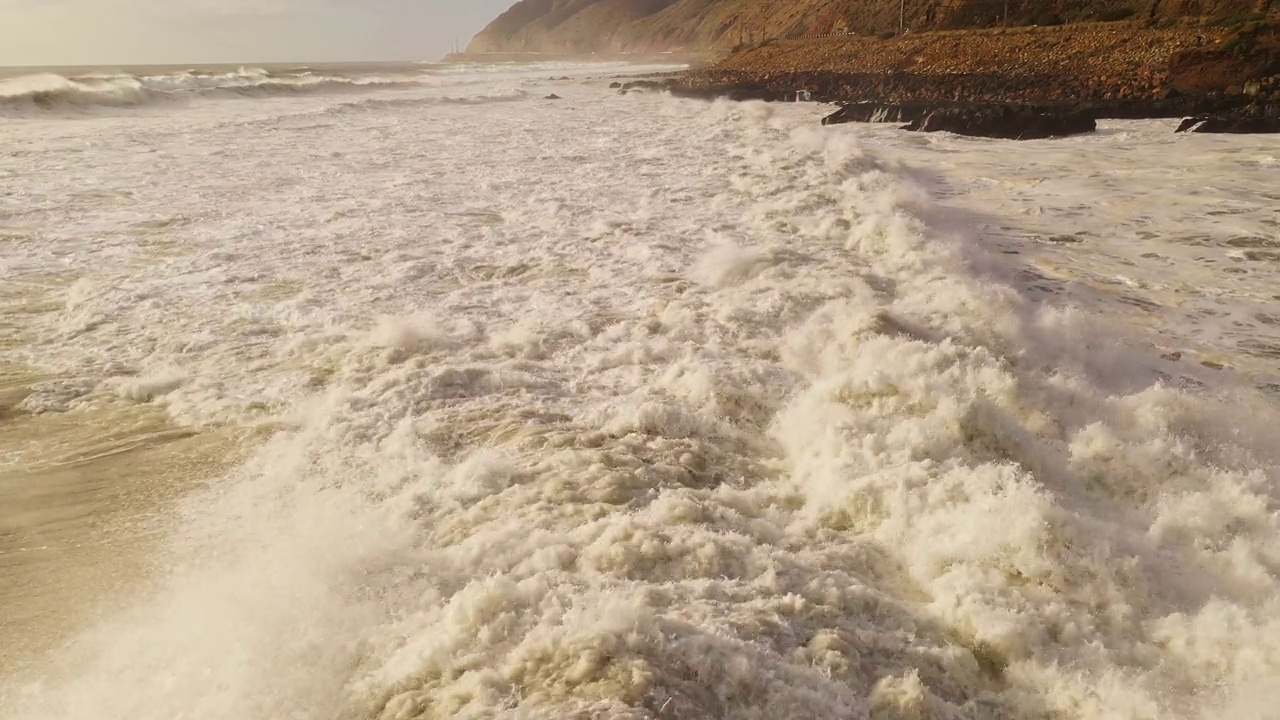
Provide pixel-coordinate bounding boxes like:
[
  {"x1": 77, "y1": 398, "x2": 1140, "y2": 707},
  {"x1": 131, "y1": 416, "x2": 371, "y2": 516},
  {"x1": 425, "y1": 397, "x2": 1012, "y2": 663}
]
[
  {"x1": 544, "y1": 94, "x2": 562, "y2": 100},
  {"x1": 609, "y1": 82, "x2": 622, "y2": 88},
  {"x1": 901, "y1": 105, "x2": 1096, "y2": 139}
]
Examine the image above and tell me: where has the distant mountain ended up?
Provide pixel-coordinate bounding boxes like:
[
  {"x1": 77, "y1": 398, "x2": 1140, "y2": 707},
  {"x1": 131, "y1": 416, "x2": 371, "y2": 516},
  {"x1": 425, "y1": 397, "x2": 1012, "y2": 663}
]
[{"x1": 466, "y1": 0, "x2": 1272, "y2": 55}]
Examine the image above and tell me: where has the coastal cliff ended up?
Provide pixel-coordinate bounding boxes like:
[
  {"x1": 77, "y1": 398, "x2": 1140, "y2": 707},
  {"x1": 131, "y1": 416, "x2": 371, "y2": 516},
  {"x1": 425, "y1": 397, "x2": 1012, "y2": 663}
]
[
  {"x1": 467, "y1": 0, "x2": 1274, "y2": 55},
  {"x1": 467, "y1": 0, "x2": 1279, "y2": 125},
  {"x1": 675, "y1": 21, "x2": 1280, "y2": 109}
]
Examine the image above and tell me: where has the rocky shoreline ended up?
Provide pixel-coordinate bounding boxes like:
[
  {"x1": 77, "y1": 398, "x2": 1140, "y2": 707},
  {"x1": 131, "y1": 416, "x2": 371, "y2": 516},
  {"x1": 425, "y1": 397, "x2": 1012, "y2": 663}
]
[
  {"x1": 633, "y1": 21, "x2": 1280, "y2": 136},
  {"x1": 441, "y1": 50, "x2": 713, "y2": 65},
  {"x1": 626, "y1": 73, "x2": 1257, "y2": 118}
]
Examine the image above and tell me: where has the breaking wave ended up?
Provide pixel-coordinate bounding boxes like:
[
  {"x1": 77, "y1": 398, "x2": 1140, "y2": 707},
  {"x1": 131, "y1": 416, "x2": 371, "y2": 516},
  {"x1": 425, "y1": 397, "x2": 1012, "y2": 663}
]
[
  {"x1": 0, "y1": 67, "x2": 427, "y2": 113},
  {"x1": 317, "y1": 89, "x2": 535, "y2": 116},
  {"x1": 3, "y1": 67, "x2": 1279, "y2": 720}
]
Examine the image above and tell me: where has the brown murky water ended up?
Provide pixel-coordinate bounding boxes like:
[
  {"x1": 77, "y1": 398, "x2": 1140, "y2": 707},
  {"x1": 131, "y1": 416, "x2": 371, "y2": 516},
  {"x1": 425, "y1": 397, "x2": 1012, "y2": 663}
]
[{"x1": 0, "y1": 368, "x2": 244, "y2": 674}]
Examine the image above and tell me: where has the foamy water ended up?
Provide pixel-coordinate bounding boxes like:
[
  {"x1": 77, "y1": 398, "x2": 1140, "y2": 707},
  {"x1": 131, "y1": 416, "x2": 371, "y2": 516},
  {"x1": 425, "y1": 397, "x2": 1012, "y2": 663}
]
[{"x1": 1, "y1": 62, "x2": 1279, "y2": 720}]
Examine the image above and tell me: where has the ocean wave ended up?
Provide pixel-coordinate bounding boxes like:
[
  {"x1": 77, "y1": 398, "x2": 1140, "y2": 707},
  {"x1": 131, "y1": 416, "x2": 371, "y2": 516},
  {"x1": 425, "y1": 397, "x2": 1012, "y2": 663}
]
[
  {"x1": 317, "y1": 88, "x2": 535, "y2": 115},
  {"x1": 0, "y1": 67, "x2": 427, "y2": 113},
  {"x1": 5, "y1": 87, "x2": 1279, "y2": 720},
  {"x1": 0, "y1": 73, "x2": 152, "y2": 109}
]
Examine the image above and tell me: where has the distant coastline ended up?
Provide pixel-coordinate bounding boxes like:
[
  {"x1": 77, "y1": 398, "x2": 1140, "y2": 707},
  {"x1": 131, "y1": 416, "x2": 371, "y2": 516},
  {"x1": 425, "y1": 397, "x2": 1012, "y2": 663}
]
[{"x1": 439, "y1": 51, "x2": 716, "y2": 67}]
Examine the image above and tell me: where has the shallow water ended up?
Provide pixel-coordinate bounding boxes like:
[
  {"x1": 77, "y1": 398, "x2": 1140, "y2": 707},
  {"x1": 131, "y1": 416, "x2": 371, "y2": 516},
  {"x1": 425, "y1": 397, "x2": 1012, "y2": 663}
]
[
  {"x1": 0, "y1": 387, "x2": 244, "y2": 674},
  {"x1": 860, "y1": 122, "x2": 1280, "y2": 392},
  {"x1": 1, "y1": 63, "x2": 1278, "y2": 720}
]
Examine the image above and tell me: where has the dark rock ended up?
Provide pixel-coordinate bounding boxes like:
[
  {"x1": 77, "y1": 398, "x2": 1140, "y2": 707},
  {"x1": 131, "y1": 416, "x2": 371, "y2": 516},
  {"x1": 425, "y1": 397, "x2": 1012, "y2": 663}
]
[
  {"x1": 824, "y1": 102, "x2": 1103, "y2": 137},
  {"x1": 609, "y1": 82, "x2": 622, "y2": 88},
  {"x1": 618, "y1": 79, "x2": 679, "y2": 94},
  {"x1": 1175, "y1": 116, "x2": 1204, "y2": 132},
  {"x1": 681, "y1": 68, "x2": 1260, "y2": 120},
  {"x1": 544, "y1": 94, "x2": 562, "y2": 100},
  {"x1": 900, "y1": 105, "x2": 1096, "y2": 139},
  {"x1": 822, "y1": 102, "x2": 939, "y2": 125},
  {"x1": 1082, "y1": 95, "x2": 1251, "y2": 119},
  {"x1": 1176, "y1": 103, "x2": 1280, "y2": 133}
]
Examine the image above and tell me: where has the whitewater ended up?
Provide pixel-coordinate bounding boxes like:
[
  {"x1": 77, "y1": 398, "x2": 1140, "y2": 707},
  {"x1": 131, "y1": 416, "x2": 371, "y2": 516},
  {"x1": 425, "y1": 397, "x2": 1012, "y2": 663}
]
[{"x1": 1, "y1": 61, "x2": 1279, "y2": 720}]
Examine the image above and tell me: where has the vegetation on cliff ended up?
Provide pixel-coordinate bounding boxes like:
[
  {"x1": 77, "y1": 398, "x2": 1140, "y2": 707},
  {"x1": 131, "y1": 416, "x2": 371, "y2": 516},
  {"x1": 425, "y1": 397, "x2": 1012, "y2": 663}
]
[{"x1": 467, "y1": 0, "x2": 1275, "y2": 55}]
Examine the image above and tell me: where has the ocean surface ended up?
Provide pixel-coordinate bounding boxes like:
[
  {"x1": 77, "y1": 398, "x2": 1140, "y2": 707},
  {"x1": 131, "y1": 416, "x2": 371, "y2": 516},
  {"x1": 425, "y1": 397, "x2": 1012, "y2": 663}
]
[{"x1": 1, "y1": 60, "x2": 1279, "y2": 720}]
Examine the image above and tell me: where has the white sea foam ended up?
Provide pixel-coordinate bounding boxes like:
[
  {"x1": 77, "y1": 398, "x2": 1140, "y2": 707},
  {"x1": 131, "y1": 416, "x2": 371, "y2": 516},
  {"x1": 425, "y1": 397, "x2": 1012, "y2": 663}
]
[
  {"x1": 1, "y1": 65, "x2": 448, "y2": 113},
  {"x1": 1, "y1": 63, "x2": 1279, "y2": 720}
]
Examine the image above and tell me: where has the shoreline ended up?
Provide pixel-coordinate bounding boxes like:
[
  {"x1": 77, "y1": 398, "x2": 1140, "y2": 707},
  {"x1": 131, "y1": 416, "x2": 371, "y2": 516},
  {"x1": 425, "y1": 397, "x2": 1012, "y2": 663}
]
[
  {"x1": 441, "y1": 50, "x2": 718, "y2": 67},
  {"x1": 659, "y1": 21, "x2": 1279, "y2": 122}
]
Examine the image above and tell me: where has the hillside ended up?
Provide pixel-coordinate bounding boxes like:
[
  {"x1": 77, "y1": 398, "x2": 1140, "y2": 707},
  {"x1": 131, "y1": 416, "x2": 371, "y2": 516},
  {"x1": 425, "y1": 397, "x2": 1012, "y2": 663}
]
[
  {"x1": 673, "y1": 22, "x2": 1279, "y2": 107},
  {"x1": 466, "y1": 0, "x2": 1274, "y2": 55}
]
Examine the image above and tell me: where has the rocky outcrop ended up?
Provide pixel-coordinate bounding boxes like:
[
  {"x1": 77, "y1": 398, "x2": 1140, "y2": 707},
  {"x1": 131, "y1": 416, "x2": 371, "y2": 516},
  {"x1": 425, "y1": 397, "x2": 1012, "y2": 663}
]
[
  {"x1": 899, "y1": 105, "x2": 1097, "y2": 138},
  {"x1": 823, "y1": 101, "x2": 1100, "y2": 136},
  {"x1": 668, "y1": 20, "x2": 1280, "y2": 116},
  {"x1": 822, "y1": 102, "x2": 939, "y2": 125},
  {"x1": 1176, "y1": 102, "x2": 1280, "y2": 131}
]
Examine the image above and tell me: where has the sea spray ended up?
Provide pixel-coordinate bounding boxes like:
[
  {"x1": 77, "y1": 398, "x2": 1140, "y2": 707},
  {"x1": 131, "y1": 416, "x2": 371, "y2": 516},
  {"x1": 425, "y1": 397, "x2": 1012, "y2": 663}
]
[{"x1": 1, "y1": 66, "x2": 1278, "y2": 720}]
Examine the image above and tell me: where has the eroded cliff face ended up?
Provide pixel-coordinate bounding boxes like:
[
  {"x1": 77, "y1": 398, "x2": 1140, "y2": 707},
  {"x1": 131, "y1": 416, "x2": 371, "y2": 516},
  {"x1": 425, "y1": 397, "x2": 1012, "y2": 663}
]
[{"x1": 466, "y1": 0, "x2": 1271, "y2": 55}]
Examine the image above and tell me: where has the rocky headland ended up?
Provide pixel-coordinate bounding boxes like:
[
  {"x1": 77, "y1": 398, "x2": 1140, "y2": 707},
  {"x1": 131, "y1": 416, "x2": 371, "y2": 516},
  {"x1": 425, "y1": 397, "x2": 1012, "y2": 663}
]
[
  {"x1": 674, "y1": 22, "x2": 1279, "y2": 115},
  {"x1": 466, "y1": 1, "x2": 1280, "y2": 135},
  {"x1": 667, "y1": 21, "x2": 1279, "y2": 135}
]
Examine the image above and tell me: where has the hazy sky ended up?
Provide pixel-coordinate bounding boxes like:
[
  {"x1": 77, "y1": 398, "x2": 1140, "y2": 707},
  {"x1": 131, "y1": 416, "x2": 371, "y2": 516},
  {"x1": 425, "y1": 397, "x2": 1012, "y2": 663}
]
[{"x1": 0, "y1": 0, "x2": 516, "y2": 66}]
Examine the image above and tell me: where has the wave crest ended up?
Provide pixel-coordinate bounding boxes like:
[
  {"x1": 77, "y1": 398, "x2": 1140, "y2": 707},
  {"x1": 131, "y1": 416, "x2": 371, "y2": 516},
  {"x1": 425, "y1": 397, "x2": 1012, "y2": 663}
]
[{"x1": 0, "y1": 66, "x2": 427, "y2": 113}]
